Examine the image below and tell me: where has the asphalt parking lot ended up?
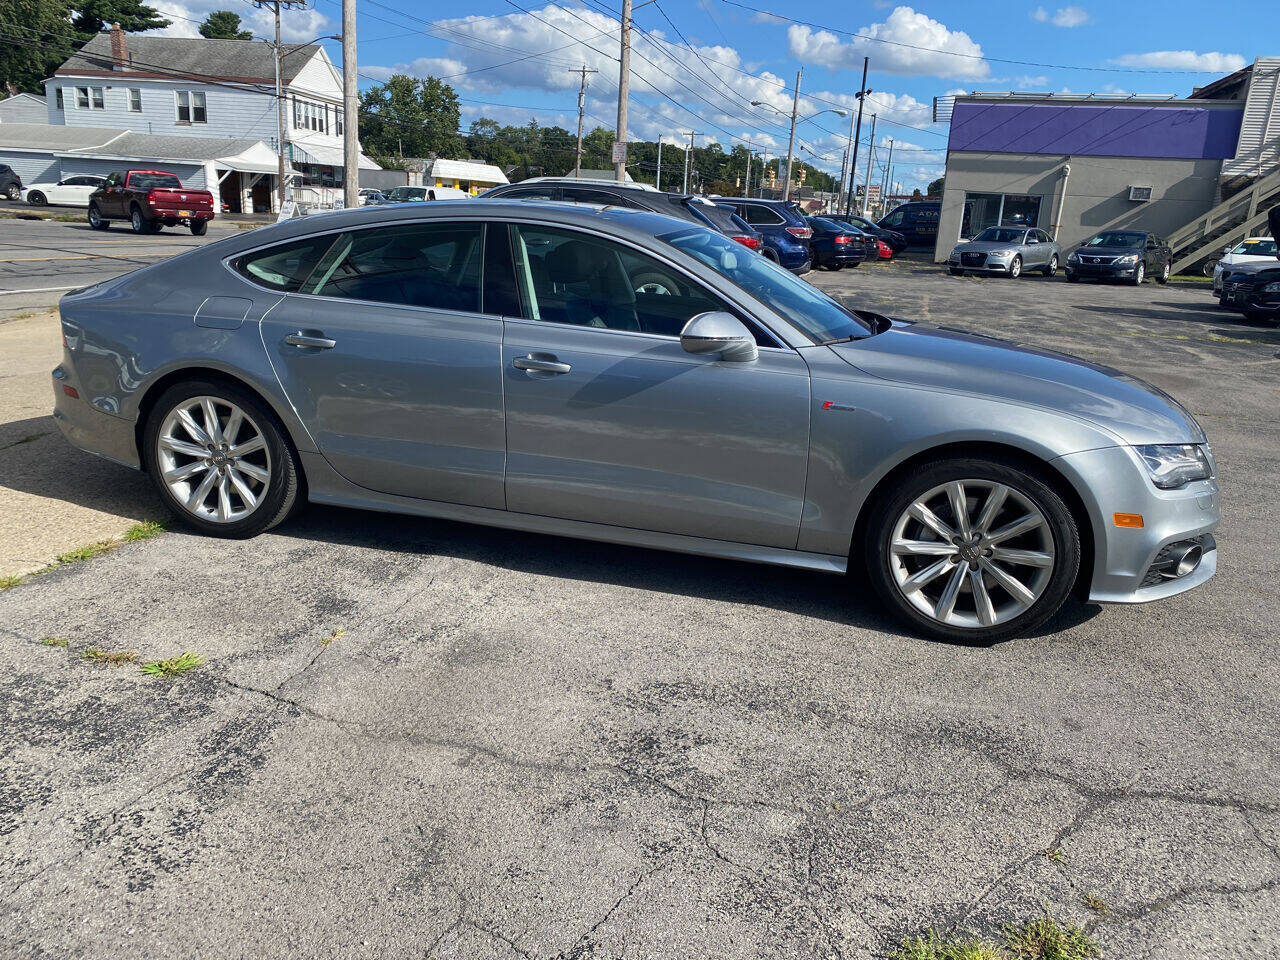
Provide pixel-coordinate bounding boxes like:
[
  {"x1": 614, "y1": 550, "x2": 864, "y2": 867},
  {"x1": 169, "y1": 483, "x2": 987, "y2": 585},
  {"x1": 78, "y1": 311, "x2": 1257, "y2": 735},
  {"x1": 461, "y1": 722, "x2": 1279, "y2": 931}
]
[{"x1": 2, "y1": 232, "x2": 1279, "y2": 959}]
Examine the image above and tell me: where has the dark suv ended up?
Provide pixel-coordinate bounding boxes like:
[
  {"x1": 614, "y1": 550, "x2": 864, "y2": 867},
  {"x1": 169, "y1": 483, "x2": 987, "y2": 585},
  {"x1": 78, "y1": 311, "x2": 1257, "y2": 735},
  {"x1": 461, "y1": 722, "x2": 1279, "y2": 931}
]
[
  {"x1": 711, "y1": 198, "x2": 812, "y2": 273},
  {"x1": 0, "y1": 164, "x2": 21, "y2": 201},
  {"x1": 878, "y1": 200, "x2": 941, "y2": 247}
]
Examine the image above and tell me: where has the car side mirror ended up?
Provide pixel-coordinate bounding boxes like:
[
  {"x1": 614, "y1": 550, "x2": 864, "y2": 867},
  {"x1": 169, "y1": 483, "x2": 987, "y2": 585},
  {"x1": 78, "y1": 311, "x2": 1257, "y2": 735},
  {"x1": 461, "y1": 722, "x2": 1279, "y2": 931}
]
[{"x1": 680, "y1": 311, "x2": 758, "y2": 363}]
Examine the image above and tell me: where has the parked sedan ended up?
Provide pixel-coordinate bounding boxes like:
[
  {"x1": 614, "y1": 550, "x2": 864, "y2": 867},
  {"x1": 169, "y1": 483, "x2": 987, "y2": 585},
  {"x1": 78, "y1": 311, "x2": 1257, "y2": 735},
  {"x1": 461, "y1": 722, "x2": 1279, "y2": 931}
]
[
  {"x1": 806, "y1": 217, "x2": 868, "y2": 270},
  {"x1": 1211, "y1": 236, "x2": 1278, "y2": 294},
  {"x1": 52, "y1": 200, "x2": 1218, "y2": 643},
  {"x1": 842, "y1": 213, "x2": 907, "y2": 254},
  {"x1": 1065, "y1": 231, "x2": 1173, "y2": 285},
  {"x1": 948, "y1": 227, "x2": 1061, "y2": 278},
  {"x1": 23, "y1": 174, "x2": 107, "y2": 207}
]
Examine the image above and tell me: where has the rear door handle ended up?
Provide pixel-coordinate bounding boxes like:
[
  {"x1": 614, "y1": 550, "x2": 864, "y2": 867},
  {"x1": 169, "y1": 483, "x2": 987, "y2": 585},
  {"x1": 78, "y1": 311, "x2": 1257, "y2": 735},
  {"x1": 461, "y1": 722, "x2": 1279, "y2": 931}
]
[
  {"x1": 284, "y1": 332, "x2": 336, "y2": 349},
  {"x1": 513, "y1": 354, "x2": 571, "y2": 375}
]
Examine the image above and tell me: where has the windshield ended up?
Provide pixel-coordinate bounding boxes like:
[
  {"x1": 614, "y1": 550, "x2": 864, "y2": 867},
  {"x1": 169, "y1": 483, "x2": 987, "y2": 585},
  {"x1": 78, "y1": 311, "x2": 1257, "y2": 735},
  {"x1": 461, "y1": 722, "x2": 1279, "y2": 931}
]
[
  {"x1": 1086, "y1": 231, "x2": 1144, "y2": 248},
  {"x1": 660, "y1": 227, "x2": 872, "y2": 343},
  {"x1": 1230, "y1": 238, "x2": 1278, "y2": 257},
  {"x1": 129, "y1": 172, "x2": 182, "y2": 190},
  {"x1": 975, "y1": 227, "x2": 1026, "y2": 243},
  {"x1": 389, "y1": 187, "x2": 425, "y2": 200}
]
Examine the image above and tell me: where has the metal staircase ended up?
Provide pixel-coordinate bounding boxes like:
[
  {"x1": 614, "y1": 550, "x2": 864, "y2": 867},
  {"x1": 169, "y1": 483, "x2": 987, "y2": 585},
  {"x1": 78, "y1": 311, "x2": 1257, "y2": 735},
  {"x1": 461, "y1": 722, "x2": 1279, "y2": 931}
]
[{"x1": 1168, "y1": 167, "x2": 1280, "y2": 274}]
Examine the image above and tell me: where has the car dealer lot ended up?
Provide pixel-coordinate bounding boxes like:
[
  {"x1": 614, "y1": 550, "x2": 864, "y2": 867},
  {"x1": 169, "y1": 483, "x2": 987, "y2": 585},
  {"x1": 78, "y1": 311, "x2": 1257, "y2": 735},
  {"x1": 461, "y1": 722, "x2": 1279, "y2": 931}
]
[{"x1": 2, "y1": 221, "x2": 1279, "y2": 958}]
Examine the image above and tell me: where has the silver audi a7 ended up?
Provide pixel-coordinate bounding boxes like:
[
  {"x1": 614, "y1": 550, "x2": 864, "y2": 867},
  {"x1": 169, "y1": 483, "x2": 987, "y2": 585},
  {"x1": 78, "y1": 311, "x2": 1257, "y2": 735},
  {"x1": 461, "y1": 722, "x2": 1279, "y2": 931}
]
[{"x1": 52, "y1": 200, "x2": 1218, "y2": 642}]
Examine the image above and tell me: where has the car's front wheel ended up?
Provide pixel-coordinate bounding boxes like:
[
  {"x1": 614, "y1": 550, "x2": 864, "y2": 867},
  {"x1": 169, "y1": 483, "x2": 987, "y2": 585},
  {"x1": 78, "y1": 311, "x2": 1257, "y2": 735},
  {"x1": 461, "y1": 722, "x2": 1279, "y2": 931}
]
[
  {"x1": 864, "y1": 458, "x2": 1081, "y2": 643},
  {"x1": 143, "y1": 380, "x2": 300, "y2": 538},
  {"x1": 1130, "y1": 262, "x2": 1145, "y2": 285},
  {"x1": 1008, "y1": 255, "x2": 1022, "y2": 279},
  {"x1": 87, "y1": 203, "x2": 109, "y2": 230},
  {"x1": 1043, "y1": 254, "x2": 1058, "y2": 277},
  {"x1": 948, "y1": 267, "x2": 964, "y2": 276},
  {"x1": 27, "y1": 191, "x2": 46, "y2": 206}
]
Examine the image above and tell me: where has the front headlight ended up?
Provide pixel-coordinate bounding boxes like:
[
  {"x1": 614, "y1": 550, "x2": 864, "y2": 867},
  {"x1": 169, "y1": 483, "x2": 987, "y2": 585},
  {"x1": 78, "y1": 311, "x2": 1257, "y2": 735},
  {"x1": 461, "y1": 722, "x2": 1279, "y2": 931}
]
[
  {"x1": 1067, "y1": 251, "x2": 1080, "y2": 262},
  {"x1": 1117, "y1": 254, "x2": 1140, "y2": 265},
  {"x1": 1262, "y1": 282, "x2": 1280, "y2": 293},
  {"x1": 1135, "y1": 444, "x2": 1212, "y2": 489},
  {"x1": 988, "y1": 250, "x2": 1011, "y2": 258}
]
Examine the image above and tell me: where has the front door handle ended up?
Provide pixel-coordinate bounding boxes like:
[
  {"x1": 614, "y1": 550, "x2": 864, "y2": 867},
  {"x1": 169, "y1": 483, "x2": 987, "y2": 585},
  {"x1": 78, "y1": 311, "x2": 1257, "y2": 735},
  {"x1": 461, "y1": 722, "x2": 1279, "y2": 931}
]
[
  {"x1": 284, "y1": 332, "x2": 336, "y2": 349},
  {"x1": 513, "y1": 354, "x2": 571, "y2": 375}
]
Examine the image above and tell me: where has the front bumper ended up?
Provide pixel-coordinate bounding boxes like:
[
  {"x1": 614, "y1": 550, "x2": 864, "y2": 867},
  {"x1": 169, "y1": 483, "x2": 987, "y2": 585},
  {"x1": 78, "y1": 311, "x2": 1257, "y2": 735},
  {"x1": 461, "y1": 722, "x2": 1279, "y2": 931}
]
[
  {"x1": 1053, "y1": 445, "x2": 1218, "y2": 603},
  {"x1": 1065, "y1": 261, "x2": 1140, "y2": 279}
]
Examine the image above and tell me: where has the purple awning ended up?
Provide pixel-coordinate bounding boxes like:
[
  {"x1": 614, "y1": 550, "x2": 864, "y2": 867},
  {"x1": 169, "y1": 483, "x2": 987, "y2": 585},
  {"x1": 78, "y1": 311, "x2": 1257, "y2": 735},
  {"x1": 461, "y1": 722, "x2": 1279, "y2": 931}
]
[{"x1": 948, "y1": 101, "x2": 1243, "y2": 159}]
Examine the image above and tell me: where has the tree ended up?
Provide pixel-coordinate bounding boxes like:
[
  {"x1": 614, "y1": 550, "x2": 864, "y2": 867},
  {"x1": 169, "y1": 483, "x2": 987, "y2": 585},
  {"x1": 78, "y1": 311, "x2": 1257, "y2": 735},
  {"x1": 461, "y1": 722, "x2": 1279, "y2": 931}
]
[
  {"x1": 198, "y1": 10, "x2": 252, "y2": 40},
  {"x1": 71, "y1": 0, "x2": 170, "y2": 34},
  {"x1": 910, "y1": 188, "x2": 923, "y2": 201},
  {"x1": 927, "y1": 176, "x2": 945, "y2": 198},
  {"x1": 0, "y1": 0, "x2": 78, "y2": 94},
  {"x1": 358, "y1": 74, "x2": 463, "y2": 160}
]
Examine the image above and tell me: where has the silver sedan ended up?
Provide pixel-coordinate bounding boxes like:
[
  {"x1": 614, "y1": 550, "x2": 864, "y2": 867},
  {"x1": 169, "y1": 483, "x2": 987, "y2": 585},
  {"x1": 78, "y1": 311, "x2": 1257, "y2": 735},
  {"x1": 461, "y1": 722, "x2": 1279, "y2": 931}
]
[
  {"x1": 52, "y1": 201, "x2": 1217, "y2": 643},
  {"x1": 949, "y1": 226, "x2": 1062, "y2": 278}
]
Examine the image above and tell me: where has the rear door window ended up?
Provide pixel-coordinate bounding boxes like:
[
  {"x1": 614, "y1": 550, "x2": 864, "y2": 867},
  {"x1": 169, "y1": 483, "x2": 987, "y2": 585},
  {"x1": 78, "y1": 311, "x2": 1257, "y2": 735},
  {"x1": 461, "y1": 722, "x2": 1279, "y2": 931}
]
[
  {"x1": 233, "y1": 235, "x2": 335, "y2": 292},
  {"x1": 741, "y1": 205, "x2": 784, "y2": 226}
]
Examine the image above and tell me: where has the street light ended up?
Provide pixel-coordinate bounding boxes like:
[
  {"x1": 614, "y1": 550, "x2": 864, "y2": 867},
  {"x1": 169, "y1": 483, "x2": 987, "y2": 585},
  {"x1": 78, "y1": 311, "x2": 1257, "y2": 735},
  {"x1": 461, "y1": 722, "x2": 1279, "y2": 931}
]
[{"x1": 751, "y1": 97, "x2": 846, "y2": 201}]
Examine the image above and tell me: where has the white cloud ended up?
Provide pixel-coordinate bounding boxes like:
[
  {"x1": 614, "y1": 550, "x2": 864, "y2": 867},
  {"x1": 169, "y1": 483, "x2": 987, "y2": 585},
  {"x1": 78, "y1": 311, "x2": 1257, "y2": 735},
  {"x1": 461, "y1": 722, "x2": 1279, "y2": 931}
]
[
  {"x1": 145, "y1": 0, "x2": 333, "y2": 44},
  {"x1": 1110, "y1": 50, "x2": 1246, "y2": 72},
  {"x1": 1031, "y1": 6, "x2": 1091, "y2": 27},
  {"x1": 786, "y1": 7, "x2": 989, "y2": 79}
]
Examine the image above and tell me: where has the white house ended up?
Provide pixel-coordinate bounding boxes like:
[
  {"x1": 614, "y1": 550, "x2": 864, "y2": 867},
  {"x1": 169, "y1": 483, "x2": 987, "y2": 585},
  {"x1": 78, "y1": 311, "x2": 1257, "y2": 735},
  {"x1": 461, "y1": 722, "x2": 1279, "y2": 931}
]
[
  {"x1": 38, "y1": 26, "x2": 376, "y2": 212},
  {"x1": 0, "y1": 93, "x2": 48, "y2": 124}
]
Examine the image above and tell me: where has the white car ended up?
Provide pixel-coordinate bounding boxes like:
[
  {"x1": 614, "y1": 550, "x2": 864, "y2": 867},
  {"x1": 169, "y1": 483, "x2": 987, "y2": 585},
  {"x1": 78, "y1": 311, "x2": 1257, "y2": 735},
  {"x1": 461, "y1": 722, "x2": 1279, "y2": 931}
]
[
  {"x1": 1212, "y1": 236, "x2": 1279, "y2": 293},
  {"x1": 23, "y1": 175, "x2": 107, "y2": 208}
]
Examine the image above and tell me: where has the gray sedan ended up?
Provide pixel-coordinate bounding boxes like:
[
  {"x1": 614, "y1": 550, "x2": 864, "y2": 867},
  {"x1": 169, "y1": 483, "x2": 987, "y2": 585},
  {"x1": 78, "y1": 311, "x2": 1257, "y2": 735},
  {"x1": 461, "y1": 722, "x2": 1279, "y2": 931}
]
[
  {"x1": 52, "y1": 201, "x2": 1217, "y2": 643},
  {"x1": 948, "y1": 226, "x2": 1062, "y2": 278}
]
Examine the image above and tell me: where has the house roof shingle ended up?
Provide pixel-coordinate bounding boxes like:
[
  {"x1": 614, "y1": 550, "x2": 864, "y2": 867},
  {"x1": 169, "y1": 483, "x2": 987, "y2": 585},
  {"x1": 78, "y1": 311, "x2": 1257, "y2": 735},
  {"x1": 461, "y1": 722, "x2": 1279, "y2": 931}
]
[{"x1": 56, "y1": 34, "x2": 322, "y2": 85}]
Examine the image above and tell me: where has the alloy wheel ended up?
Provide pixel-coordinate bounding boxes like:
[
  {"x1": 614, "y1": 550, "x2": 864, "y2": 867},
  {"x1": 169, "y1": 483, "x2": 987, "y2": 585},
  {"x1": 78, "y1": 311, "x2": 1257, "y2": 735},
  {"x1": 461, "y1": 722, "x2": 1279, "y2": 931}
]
[
  {"x1": 1046, "y1": 254, "x2": 1058, "y2": 277},
  {"x1": 1009, "y1": 256, "x2": 1021, "y2": 279},
  {"x1": 156, "y1": 396, "x2": 271, "y2": 523},
  {"x1": 887, "y1": 479, "x2": 1055, "y2": 629}
]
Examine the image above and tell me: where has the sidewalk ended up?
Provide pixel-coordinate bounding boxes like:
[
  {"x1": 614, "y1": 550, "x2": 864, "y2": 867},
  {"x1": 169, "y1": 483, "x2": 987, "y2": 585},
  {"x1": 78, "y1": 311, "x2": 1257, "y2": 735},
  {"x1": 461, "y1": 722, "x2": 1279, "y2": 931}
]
[{"x1": 0, "y1": 309, "x2": 161, "y2": 578}]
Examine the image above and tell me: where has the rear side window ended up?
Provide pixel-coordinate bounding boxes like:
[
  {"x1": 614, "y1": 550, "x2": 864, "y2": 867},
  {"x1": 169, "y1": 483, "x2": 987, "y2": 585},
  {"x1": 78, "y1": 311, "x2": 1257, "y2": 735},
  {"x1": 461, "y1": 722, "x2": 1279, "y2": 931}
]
[
  {"x1": 301, "y1": 221, "x2": 483, "y2": 313},
  {"x1": 740, "y1": 204, "x2": 784, "y2": 226},
  {"x1": 560, "y1": 187, "x2": 629, "y2": 207},
  {"x1": 497, "y1": 186, "x2": 557, "y2": 201},
  {"x1": 233, "y1": 235, "x2": 335, "y2": 292}
]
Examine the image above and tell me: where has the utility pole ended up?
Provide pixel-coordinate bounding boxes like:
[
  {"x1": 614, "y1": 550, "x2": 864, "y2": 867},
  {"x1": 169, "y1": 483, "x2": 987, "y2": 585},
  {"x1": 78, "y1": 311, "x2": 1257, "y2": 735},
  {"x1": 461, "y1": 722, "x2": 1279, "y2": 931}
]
[
  {"x1": 782, "y1": 68, "x2": 801, "y2": 202},
  {"x1": 256, "y1": 0, "x2": 307, "y2": 210},
  {"x1": 837, "y1": 147, "x2": 847, "y2": 213},
  {"x1": 341, "y1": 0, "x2": 357, "y2": 207},
  {"x1": 614, "y1": 0, "x2": 632, "y2": 182},
  {"x1": 845, "y1": 56, "x2": 870, "y2": 218},
  {"x1": 655, "y1": 139, "x2": 663, "y2": 189},
  {"x1": 862, "y1": 113, "x2": 877, "y2": 216},
  {"x1": 569, "y1": 65, "x2": 598, "y2": 178},
  {"x1": 681, "y1": 131, "x2": 700, "y2": 193},
  {"x1": 880, "y1": 137, "x2": 895, "y2": 208},
  {"x1": 743, "y1": 137, "x2": 751, "y2": 198}
]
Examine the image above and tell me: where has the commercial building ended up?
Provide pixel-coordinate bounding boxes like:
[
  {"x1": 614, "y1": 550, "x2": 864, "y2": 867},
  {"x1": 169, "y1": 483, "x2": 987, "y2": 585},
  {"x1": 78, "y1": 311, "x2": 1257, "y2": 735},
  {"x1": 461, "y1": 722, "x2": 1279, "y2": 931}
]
[{"x1": 933, "y1": 57, "x2": 1280, "y2": 269}]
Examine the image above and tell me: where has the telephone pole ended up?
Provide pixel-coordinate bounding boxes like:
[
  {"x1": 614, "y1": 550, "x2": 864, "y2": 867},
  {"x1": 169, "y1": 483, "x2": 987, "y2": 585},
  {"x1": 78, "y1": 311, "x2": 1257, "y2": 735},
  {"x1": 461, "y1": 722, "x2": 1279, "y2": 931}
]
[
  {"x1": 655, "y1": 138, "x2": 662, "y2": 189},
  {"x1": 743, "y1": 136, "x2": 752, "y2": 197},
  {"x1": 880, "y1": 137, "x2": 895, "y2": 208},
  {"x1": 614, "y1": 0, "x2": 632, "y2": 182},
  {"x1": 681, "y1": 130, "x2": 700, "y2": 193},
  {"x1": 569, "y1": 65, "x2": 598, "y2": 178},
  {"x1": 782, "y1": 68, "x2": 801, "y2": 201},
  {"x1": 256, "y1": 0, "x2": 307, "y2": 209},
  {"x1": 862, "y1": 113, "x2": 877, "y2": 216},
  {"x1": 341, "y1": 0, "x2": 357, "y2": 207},
  {"x1": 844, "y1": 56, "x2": 870, "y2": 218}
]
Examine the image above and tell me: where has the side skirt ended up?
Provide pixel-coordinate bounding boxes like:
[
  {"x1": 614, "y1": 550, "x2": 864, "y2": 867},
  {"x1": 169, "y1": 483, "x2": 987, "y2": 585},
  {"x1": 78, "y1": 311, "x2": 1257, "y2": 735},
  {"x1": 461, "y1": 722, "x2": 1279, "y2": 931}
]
[{"x1": 300, "y1": 451, "x2": 848, "y2": 575}]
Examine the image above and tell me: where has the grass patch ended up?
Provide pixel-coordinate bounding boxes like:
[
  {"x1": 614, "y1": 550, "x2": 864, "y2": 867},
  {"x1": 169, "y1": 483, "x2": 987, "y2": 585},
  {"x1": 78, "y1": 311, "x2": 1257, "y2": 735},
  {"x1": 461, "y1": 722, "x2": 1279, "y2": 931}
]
[
  {"x1": 890, "y1": 916, "x2": 1100, "y2": 960},
  {"x1": 40, "y1": 636, "x2": 69, "y2": 647},
  {"x1": 1081, "y1": 894, "x2": 1108, "y2": 914},
  {"x1": 0, "y1": 574, "x2": 23, "y2": 591},
  {"x1": 55, "y1": 542, "x2": 112, "y2": 565},
  {"x1": 80, "y1": 646, "x2": 139, "y2": 666},
  {"x1": 123, "y1": 519, "x2": 166, "y2": 542},
  {"x1": 1040, "y1": 846, "x2": 1066, "y2": 864},
  {"x1": 140, "y1": 651, "x2": 203, "y2": 678},
  {"x1": 1170, "y1": 274, "x2": 1213, "y2": 285},
  {"x1": 320, "y1": 627, "x2": 346, "y2": 647}
]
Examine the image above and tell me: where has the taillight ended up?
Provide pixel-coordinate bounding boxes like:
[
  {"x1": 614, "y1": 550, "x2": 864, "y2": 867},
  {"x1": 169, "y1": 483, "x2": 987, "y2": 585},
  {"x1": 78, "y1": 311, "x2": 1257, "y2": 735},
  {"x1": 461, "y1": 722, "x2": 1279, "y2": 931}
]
[
  {"x1": 785, "y1": 226, "x2": 812, "y2": 239},
  {"x1": 834, "y1": 235, "x2": 850, "y2": 245},
  {"x1": 877, "y1": 241, "x2": 891, "y2": 257},
  {"x1": 732, "y1": 235, "x2": 762, "y2": 250}
]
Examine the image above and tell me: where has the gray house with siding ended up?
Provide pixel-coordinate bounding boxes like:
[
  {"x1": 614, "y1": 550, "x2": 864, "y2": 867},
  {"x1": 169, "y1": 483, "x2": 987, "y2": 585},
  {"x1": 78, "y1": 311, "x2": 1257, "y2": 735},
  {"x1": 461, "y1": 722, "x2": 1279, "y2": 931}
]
[{"x1": 0, "y1": 94, "x2": 48, "y2": 124}]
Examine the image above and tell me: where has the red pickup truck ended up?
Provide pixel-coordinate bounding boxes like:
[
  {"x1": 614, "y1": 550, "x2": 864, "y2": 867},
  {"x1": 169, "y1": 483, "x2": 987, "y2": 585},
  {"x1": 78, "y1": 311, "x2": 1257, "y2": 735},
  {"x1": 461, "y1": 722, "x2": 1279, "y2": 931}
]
[{"x1": 87, "y1": 170, "x2": 215, "y2": 235}]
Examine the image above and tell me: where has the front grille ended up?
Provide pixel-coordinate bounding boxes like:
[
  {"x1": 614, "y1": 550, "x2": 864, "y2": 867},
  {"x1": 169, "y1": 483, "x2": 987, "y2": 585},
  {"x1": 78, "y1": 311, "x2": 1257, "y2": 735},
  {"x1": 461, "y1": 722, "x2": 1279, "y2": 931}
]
[
  {"x1": 961, "y1": 252, "x2": 985, "y2": 266},
  {"x1": 1082, "y1": 255, "x2": 1116, "y2": 265},
  {"x1": 1140, "y1": 535, "x2": 1210, "y2": 587}
]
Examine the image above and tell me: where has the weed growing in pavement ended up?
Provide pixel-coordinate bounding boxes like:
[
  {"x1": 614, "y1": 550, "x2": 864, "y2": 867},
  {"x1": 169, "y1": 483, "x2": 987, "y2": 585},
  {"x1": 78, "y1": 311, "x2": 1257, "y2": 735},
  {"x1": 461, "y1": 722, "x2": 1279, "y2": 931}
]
[
  {"x1": 320, "y1": 628, "x2": 346, "y2": 647},
  {"x1": 889, "y1": 915, "x2": 1100, "y2": 960},
  {"x1": 81, "y1": 646, "x2": 139, "y2": 666},
  {"x1": 1082, "y1": 893, "x2": 1108, "y2": 913},
  {"x1": 0, "y1": 431, "x2": 50, "y2": 450},
  {"x1": 40, "y1": 636, "x2": 69, "y2": 647},
  {"x1": 2, "y1": 521, "x2": 169, "y2": 590},
  {"x1": 890, "y1": 931, "x2": 1005, "y2": 960},
  {"x1": 1040, "y1": 846, "x2": 1067, "y2": 864},
  {"x1": 140, "y1": 651, "x2": 203, "y2": 678},
  {"x1": 124, "y1": 520, "x2": 166, "y2": 542},
  {"x1": 0, "y1": 574, "x2": 22, "y2": 591},
  {"x1": 56, "y1": 542, "x2": 111, "y2": 564}
]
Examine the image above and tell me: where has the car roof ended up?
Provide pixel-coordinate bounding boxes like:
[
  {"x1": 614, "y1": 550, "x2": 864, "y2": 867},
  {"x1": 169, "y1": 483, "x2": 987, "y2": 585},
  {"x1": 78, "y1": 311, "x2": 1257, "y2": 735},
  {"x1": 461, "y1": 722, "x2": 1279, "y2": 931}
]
[{"x1": 511, "y1": 177, "x2": 663, "y2": 192}]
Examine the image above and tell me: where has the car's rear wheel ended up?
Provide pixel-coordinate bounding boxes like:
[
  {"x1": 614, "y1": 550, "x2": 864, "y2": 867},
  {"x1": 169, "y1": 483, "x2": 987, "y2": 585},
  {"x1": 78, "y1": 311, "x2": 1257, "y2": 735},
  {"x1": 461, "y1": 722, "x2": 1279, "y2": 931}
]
[
  {"x1": 1008, "y1": 255, "x2": 1022, "y2": 279},
  {"x1": 27, "y1": 191, "x2": 46, "y2": 206},
  {"x1": 143, "y1": 381, "x2": 300, "y2": 539},
  {"x1": 87, "y1": 203, "x2": 109, "y2": 230},
  {"x1": 864, "y1": 458, "x2": 1080, "y2": 643},
  {"x1": 4, "y1": 184, "x2": 18, "y2": 200},
  {"x1": 1043, "y1": 254, "x2": 1058, "y2": 277},
  {"x1": 131, "y1": 206, "x2": 149, "y2": 234},
  {"x1": 1156, "y1": 260, "x2": 1171, "y2": 284},
  {"x1": 190, "y1": 219, "x2": 208, "y2": 236}
]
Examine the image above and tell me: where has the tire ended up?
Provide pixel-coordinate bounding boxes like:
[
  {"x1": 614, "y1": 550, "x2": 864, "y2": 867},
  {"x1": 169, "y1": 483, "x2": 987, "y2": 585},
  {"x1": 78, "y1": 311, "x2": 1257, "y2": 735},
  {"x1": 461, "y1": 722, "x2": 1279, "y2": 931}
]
[
  {"x1": 27, "y1": 191, "x2": 47, "y2": 206},
  {"x1": 826, "y1": 261, "x2": 843, "y2": 271},
  {"x1": 862, "y1": 457, "x2": 1081, "y2": 644},
  {"x1": 4, "y1": 183, "x2": 18, "y2": 200},
  {"x1": 88, "y1": 203, "x2": 109, "y2": 230},
  {"x1": 1156, "y1": 260, "x2": 1171, "y2": 284},
  {"x1": 948, "y1": 267, "x2": 964, "y2": 276},
  {"x1": 1043, "y1": 254, "x2": 1058, "y2": 277},
  {"x1": 761, "y1": 248, "x2": 779, "y2": 264},
  {"x1": 1066, "y1": 273, "x2": 1079, "y2": 283},
  {"x1": 1008, "y1": 255, "x2": 1022, "y2": 279},
  {"x1": 1130, "y1": 262, "x2": 1145, "y2": 286},
  {"x1": 1203, "y1": 259, "x2": 1218, "y2": 278},
  {"x1": 143, "y1": 380, "x2": 301, "y2": 539},
  {"x1": 131, "y1": 206, "x2": 150, "y2": 234},
  {"x1": 190, "y1": 219, "x2": 208, "y2": 236}
]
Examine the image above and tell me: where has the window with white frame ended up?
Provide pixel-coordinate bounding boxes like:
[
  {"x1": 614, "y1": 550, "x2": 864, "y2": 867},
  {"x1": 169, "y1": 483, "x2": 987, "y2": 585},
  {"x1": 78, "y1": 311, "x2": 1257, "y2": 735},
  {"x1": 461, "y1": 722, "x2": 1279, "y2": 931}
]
[
  {"x1": 76, "y1": 86, "x2": 105, "y2": 110},
  {"x1": 128, "y1": 88, "x2": 142, "y2": 112},
  {"x1": 175, "y1": 90, "x2": 207, "y2": 124},
  {"x1": 55, "y1": 87, "x2": 64, "y2": 110}
]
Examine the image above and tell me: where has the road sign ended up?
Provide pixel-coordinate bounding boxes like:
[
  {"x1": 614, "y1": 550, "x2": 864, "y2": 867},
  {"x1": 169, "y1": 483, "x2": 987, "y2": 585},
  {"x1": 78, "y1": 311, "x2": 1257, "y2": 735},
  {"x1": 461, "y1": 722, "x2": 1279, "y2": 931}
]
[{"x1": 611, "y1": 141, "x2": 627, "y2": 164}]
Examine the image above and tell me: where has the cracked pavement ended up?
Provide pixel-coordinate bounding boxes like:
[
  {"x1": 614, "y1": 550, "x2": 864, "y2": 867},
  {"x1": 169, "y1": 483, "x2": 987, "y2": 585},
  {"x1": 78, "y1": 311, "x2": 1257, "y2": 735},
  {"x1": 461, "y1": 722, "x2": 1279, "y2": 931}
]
[{"x1": 2, "y1": 259, "x2": 1279, "y2": 958}]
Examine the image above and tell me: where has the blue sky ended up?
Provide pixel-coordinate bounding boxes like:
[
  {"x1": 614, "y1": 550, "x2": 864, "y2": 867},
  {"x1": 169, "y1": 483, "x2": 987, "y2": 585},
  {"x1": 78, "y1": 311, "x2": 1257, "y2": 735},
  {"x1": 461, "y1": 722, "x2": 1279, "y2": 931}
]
[{"x1": 147, "y1": 0, "x2": 1276, "y2": 190}]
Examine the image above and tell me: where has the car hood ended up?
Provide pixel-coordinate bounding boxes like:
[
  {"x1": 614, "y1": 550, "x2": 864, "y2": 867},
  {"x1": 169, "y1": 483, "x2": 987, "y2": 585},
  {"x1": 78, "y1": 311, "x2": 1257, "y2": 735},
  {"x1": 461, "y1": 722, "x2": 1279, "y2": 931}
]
[
  {"x1": 828, "y1": 321, "x2": 1205, "y2": 446},
  {"x1": 1222, "y1": 259, "x2": 1280, "y2": 277},
  {"x1": 954, "y1": 240, "x2": 1023, "y2": 252},
  {"x1": 1072, "y1": 246, "x2": 1141, "y2": 258}
]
